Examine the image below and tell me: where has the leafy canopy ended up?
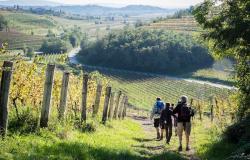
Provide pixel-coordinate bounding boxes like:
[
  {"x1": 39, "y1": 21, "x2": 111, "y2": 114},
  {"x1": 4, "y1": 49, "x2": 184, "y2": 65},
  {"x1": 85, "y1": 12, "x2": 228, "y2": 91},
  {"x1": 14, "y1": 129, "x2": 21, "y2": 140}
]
[{"x1": 193, "y1": 0, "x2": 250, "y2": 119}]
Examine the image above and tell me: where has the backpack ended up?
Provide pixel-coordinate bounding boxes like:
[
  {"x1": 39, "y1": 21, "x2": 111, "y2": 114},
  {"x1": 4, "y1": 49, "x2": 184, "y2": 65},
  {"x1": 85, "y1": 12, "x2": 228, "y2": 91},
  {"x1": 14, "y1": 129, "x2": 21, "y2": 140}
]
[
  {"x1": 155, "y1": 101, "x2": 164, "y2": 114},
  {"x1": 179, "y1": 104, "x2": 191, "y2": 121}
]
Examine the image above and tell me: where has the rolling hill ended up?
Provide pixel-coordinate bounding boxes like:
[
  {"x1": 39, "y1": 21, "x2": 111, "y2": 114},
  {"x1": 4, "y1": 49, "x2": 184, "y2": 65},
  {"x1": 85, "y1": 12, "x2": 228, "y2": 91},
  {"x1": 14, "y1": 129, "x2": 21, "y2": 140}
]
[
  {"x1": 54, "y1": 5, "x2": 177, "y2": 16},
  {"x1": 0, "y1": 0, "x2": 61, "y2": 6}
]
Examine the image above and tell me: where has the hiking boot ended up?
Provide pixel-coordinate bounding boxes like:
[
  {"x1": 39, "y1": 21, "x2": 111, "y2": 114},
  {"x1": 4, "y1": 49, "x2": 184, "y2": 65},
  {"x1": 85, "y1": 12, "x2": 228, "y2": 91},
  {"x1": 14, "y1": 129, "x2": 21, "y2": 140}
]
[
  {"x1": 178, "y1": 146, "x2": 182, "y2": 152},
  {"x1": 166, "y1": 140, "x2": 170, "y2": 144},
  {"x1": 186, "y1": 146, "x2": 191, "y2": 151}
]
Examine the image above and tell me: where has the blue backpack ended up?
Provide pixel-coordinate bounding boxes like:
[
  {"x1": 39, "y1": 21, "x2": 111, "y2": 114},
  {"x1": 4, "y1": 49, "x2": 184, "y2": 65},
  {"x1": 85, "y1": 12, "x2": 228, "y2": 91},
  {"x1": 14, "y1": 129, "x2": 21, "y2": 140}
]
[{"x1": 155, "y1": 101, "x2": 164, "y2": 114}]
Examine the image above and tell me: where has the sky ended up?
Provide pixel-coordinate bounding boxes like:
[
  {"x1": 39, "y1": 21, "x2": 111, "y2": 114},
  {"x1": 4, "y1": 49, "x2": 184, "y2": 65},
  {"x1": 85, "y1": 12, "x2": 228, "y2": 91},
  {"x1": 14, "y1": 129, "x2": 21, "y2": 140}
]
[{"x1": 50, "y1": 0, "x2": 204, "y2": 8}]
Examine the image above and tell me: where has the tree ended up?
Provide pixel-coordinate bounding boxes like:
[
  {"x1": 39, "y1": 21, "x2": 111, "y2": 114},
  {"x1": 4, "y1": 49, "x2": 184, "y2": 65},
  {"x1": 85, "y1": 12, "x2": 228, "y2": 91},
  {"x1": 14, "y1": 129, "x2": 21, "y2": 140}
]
[
  {"x1": 69, "y1": 34, "x2": 78, "y2": 47},
  {"x1": 193, "y1": 0, "x2": 250, "y2": 120},
  {"x1": 26, "y1": 47, "x2": 34, "y2": 60},
  {"x1": 77, "y1": 29, "x2": 213, "y2": 74},
  {"x1": 0, "y1": 14, "x2": 8, "y2": 31}
]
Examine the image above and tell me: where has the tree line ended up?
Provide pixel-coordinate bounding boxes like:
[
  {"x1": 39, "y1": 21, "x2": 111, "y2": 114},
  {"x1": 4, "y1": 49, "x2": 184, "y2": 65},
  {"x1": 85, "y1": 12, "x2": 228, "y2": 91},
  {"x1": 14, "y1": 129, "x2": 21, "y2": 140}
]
[
  {"x1": 78, "y1": 29, "x2": 214, "y2": 74},
  {"x1": 40, "y1": 27, "x2": 85, "y2": 54}
]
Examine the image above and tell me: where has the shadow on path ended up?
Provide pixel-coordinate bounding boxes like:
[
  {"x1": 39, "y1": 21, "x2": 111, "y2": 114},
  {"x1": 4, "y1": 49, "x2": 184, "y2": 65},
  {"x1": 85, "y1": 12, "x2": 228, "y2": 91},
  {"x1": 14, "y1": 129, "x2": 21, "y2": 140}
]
[{"x1": 128, "y1": 112, "x2": 197, "y2": 160}]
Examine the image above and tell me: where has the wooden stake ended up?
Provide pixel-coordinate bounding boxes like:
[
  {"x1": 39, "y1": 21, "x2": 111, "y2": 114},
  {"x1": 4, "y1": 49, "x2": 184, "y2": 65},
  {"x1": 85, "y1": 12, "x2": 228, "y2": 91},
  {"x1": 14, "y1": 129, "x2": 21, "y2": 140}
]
[
  {"x1": 40, "y1": 64, "x2": 55, "y2": 128},
  {"x1": 92, "y1": 84, "x2": 102, "y2": 117},
  {"x1": 0, "y1": 61, "x2": 13, "y2": 137},
  {"x1": 102, "y1": 87, "x2": 111, "y2": 124},
  {"x1": 58, "y1": 72, "x2": 70, "y2": 120},
  {"x1": 108, "y1": 92, "x2": 115, "y2": 119},
  {"x1": 113, "y1": 91, "x2": 122, "y2": 119},
  {"x1": 81, "y1": 74, "x2": 88, "y2": 123}
]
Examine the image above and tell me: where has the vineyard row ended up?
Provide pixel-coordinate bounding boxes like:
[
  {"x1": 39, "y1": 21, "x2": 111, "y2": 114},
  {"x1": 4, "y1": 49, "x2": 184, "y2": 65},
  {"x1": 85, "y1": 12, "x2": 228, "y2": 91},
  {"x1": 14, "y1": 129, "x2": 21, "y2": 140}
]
[{"x1": 0, "y1": 61, "x2": 129, "y2": 137}]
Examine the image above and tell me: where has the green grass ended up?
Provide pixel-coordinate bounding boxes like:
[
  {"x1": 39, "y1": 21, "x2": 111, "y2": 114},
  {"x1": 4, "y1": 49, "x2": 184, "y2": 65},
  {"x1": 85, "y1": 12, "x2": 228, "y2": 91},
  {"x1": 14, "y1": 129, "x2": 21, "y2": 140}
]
[
  {"x1": 181, "y1": 68, "x2": 234, "y2": 86},
  {"x1": 0, "y1": 119, "x2": 145, "y2": 160}
]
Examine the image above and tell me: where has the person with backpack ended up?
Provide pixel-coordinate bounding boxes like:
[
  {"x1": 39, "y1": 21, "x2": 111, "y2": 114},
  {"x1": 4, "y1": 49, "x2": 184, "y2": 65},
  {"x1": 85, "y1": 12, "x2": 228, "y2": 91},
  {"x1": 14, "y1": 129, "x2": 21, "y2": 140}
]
[
  {"x1": 173, "y1": 95, "x2": 194, "y2": 151},
  {"x1": 160, "y1": 102, "x2": 176, "y2": 144},
  {"x1": 150, "y1": 97, "x2": 165, "y2": 140},
  {"x1": 171, "y1": 103, "x2": 178, "y2": 136}
]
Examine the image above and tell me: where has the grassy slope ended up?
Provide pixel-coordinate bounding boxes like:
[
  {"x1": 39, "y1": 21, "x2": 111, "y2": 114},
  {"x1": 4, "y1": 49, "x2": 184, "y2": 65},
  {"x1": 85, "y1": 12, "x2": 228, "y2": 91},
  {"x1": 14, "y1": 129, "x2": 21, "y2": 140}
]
[
  {"x1": 0, "y1": 120, "x2": 145, "y2": 160},
  {"x1": 0, "y1": 114, "x2": 238, "y2": 160}
]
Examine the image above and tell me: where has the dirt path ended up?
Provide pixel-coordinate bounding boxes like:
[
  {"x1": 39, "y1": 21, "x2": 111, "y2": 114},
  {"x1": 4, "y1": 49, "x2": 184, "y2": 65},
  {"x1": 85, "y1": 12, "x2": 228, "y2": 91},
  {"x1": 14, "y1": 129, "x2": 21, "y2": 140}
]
[{"x1": 128, "y1": 112, "x2": 200, "y2": 160}]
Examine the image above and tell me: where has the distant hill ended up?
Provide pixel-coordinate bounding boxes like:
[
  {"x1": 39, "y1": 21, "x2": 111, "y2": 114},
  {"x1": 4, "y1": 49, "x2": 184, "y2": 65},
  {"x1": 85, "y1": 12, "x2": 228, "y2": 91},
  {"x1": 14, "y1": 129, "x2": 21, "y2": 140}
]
[
  {"x1": 0, "y1": 0, "x2": 61, "y2": 6},
  {"x1": 54, "y1": 5, "x2": 177, "y2": 16},
  {"x1": 0, "y1": 1, "x2": 177, "y2": 16}
]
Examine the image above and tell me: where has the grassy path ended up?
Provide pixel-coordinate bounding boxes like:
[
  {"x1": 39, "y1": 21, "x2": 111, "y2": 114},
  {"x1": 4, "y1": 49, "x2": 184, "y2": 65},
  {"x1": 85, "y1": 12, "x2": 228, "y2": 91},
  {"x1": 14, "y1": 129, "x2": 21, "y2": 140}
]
[{"x1": 128, "y1": 112, "x2": 200, "y2": 160}]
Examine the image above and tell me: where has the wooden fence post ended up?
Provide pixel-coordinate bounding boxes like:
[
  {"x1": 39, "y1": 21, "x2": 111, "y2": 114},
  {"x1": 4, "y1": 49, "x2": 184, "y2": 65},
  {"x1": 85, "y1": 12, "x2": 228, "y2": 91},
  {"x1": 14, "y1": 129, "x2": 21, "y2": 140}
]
[
  {"x1": 40, "y1": 64, "x2": 55, "y2": 128},
  {"x1": 210, "y1": 97, "x2": 214, "y2": 123},
  {"x1": 118, "y1": 96, "x2": 126, "y2": 119},
  {"x1": 81, "y1": 74, "x2": 88, "y2": 123},
  {"x1": 92, "y1": 84, "x2": 102, "y2": 117},
  {"x1": 113, "y1": 91, "x2": 122, "y2": 119},
  {"x1": 102, "y1": 87, "x2": 111, "y2": 124},
  {"x1": 108, "y1": 92, "x2": 115, "y2": 119},
  {"x1": 58, "y1": 72, "x2": 70, "y2": 120},
  {"x1": 122, "y1": 97, "x2": 128, "y2": 119},
  {"x1": 198, "y1": 101, "x2": 202, "y2": 121},
  {"x1": 0, "y1": 61, "x2": 13, "y2": 137}
]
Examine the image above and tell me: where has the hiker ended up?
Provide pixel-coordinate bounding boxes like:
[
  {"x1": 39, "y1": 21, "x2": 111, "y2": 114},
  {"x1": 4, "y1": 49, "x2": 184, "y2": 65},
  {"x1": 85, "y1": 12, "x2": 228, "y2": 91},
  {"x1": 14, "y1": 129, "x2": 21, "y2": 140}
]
[
  {"x1": 171, "y1": 103, "x2": 178, "y2": 136},
  {"x1": 173, "y1": 96, "x2": 194, "y2": 151},
  {"x1": 150, "y1": 97, "x2": 165, "y2": 140},
  {"x1": 160, "y1": 102, "x2": 175, "y2": 144}
]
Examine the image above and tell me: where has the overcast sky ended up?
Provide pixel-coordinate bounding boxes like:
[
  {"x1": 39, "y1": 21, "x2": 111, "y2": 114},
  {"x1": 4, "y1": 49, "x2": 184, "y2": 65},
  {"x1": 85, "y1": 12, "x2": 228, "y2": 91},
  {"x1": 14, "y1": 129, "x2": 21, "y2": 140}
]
[{"x1": 50, "y1": 0, "x2": 204, "y2": 8}]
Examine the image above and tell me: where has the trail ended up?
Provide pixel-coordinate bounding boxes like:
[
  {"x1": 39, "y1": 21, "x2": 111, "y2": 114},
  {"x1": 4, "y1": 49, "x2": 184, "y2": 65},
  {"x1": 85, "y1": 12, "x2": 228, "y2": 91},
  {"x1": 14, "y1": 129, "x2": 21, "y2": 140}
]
[
  {"x1": 128, "y1": 112, "x2": 200, "y2": 160},
  {"x1": 68, "y1": 47, "x2": 81, "y2": 64}
]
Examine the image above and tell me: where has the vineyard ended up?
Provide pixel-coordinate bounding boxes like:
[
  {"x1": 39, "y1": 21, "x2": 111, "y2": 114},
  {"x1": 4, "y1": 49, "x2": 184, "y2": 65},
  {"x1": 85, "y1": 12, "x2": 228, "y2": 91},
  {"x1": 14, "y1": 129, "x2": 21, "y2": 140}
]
[
  {"x1": 144, "y1": 16, "x2": 200, "y2": 32},
  {"x1": 82, "y1": 65, "x2": 235, "y2": 119},
  {"x1": 34, "y1": 53, "x2": 68, "y2": 65},
  {"x1": 0, "y1": 60, "x2": 131, "y2": 138},
  {"x1": 0, "y1": 31, "x2": 45, "y2": 50}
]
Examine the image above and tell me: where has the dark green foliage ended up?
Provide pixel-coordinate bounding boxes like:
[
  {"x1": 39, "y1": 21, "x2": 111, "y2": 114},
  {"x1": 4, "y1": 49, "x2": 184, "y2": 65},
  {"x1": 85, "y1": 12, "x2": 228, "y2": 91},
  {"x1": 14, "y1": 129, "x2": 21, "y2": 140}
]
[
  {"x1": 81, "y1": 122, "x2": 97, "y2": 133},
  {"x1": 40, "y1": 39, "x2": 71, "y2": 53},
  {"x1": 193, "y1": 0, "x2": 250, "y2": 120},
  {"x1": 227, "y1": 143, "x2": 250, "y2": 160},
  {"x1": 78, "y1": 29, "x2": 213, "y2": 74},
  {"x1": 0, "y1": 14, "x2": 8, "y2": 31},
  {"x1": 224, "y1": 115, "x2": 250, "y2": 144},
  {"x1": 8, "y1": 108, "x2": 39, "y2": 134},
  {"x1": 69, "y1": 34, "x2": 78, "y2": 47},
  {"x1": 26, "y1": 47, "x2": 34, "y2": 59}
]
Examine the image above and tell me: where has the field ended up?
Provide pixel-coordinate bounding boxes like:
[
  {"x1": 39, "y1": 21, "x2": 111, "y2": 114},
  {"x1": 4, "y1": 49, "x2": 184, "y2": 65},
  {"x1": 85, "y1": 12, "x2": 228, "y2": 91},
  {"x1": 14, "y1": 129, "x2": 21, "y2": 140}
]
[
  {"x1": 143, "y1": 16, "x2": 200, "y2": 32},
  {"x1": 0, "y1": 31, "x2": 45, "y2": 50},
  {"x1": 82, "y1": 65, "x2": 233, "y2": 111}
]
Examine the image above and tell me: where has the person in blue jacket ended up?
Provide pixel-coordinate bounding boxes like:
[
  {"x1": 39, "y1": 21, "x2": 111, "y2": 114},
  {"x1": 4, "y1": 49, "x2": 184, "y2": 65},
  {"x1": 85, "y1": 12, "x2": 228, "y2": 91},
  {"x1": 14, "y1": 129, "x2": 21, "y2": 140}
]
[{"x1": 150, "y1": 97, "x2": 165, "y2": 140}]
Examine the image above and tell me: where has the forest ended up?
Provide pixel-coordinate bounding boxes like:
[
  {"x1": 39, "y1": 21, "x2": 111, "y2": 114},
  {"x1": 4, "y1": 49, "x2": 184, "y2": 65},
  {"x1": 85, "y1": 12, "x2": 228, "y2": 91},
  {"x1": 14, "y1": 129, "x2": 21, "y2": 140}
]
[{"x1": 78, "y1": 29, "x2": 214, "y2": 74}]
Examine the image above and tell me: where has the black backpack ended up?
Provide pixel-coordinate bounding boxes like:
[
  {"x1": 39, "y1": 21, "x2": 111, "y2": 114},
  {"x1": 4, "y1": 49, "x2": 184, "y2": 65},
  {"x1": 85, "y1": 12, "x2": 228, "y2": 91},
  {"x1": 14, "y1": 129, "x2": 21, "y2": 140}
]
[{"x1": 179, "y1": 104, "x2": 191, "y2": 121}]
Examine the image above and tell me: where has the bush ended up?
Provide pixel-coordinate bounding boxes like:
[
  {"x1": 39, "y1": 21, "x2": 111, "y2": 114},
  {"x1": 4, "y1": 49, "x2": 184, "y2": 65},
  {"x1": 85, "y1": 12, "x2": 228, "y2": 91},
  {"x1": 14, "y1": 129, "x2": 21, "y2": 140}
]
[
  {"x1": 224, "y1": 115, "x2": 250, "y2": 143},
  {"x1": 40, "y1": 39, "x2": 71, "y2": 53},
  {"x1": 8, "y1": 108, "x2": 39, "y2": 134},
  {"x1": 81, "y1": 121, "x2": 97, "y2": 133}
]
